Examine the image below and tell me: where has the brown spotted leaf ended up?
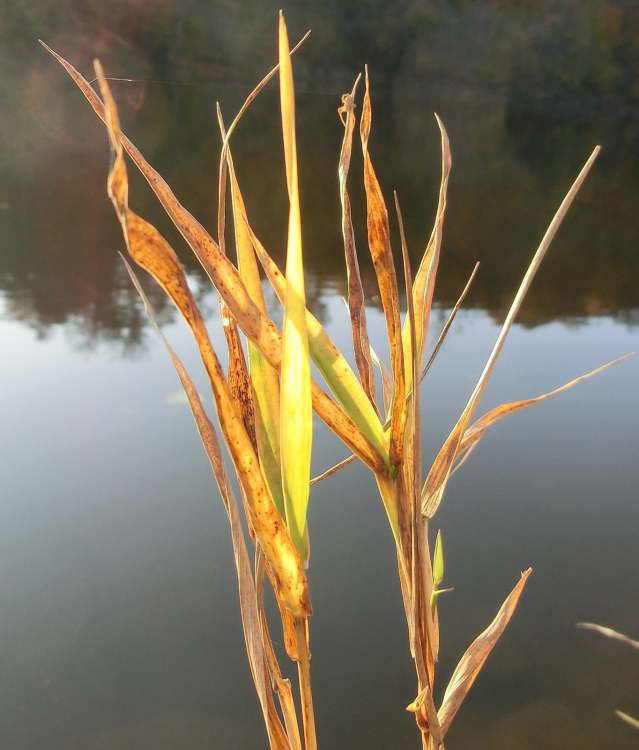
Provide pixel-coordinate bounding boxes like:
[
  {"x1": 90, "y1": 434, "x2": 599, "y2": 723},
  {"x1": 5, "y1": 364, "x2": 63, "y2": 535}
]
[{"x1": 360, "y1": 67, "x2": 405, "y2": 467}]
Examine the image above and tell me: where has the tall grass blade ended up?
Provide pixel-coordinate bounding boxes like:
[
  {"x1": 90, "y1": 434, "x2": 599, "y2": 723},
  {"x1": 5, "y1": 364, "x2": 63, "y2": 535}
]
[
  {"x1": 278, "y1": 12, "x2": 312, "y2": 559},
  {"x1": 438, "y1": 568, "x2": 533, "y2": 736},
  {"x1": 360, "y1": 67, "x2": 406, "y2": 467},
  {"x1": 338, "y1": 75, "x2": 377, "y2": 411},
  {"x1": 422, "y1": 146, "x2": 601, "y2": 518}
]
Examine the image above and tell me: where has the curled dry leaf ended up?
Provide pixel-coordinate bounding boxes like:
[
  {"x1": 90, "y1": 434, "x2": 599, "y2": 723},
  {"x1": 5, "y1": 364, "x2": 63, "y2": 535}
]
[
  {"x1": 94, "y1": 62, "x2": 310, "y2": 618},
  {"x1": 360, "y1": 67, "x2": 406, "y2": 468},
  {"x1": 438, "y1": 568, "x2": 533, "y2": 736},
  {"x1": 422, "y1": 146, "x2": 601, "y2": 518},
  {"x1": 338, "y1": 75, "x2": 377, "y2": 411}
]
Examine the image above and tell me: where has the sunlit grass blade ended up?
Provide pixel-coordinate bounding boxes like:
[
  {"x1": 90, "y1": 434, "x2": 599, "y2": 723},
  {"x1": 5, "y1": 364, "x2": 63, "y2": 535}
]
[
  {"x1": 421, "y1": 261, "x2": 480, "y2": 380},
  {"x1": 338, "y1": 75, "x2": 377, "y2": 411},
  {"x1": 278, "y1": 12, "x2": 313, "y2": 560},
  {"x1": 218, "y1": 108, "x2": 285, "y2": 519},
  {"x1": 616, "y1": 711, "x2": 639, "y2": 730},
  {"x1": 404, "y1": 114, "x2": 452, "y2": 382},
  {"x1": 247, "y1": 225, "x2": 388, "y2": 469},
  {"x1": 121, "y1": 259, "x2": 290, "y2": 750},
  {"x1": 576, "y1": 622, "x2": 639, "y2": 652},
  {"x1": 360, "y1": 66, "x2": 406, "y2": 468},
  {"x1": 452, "y1": 353, "x2": 634, "y2": 475},
  {"x1": 94, "y1": 61, "x2": 310, "y2": 617},
  {"x1": 438, "y1": 568, "x2": 533, "y2": 736},
  {"x1": 422, "y1": 145, "x2": 601, "y2": 518},
  {"x1": 370, "y1": 344, "x2": 393, "y2": 418}
]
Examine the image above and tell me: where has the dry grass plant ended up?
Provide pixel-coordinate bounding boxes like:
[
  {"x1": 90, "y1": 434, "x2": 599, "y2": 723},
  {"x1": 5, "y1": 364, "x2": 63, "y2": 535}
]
[{"x1": 41, "y1": 13, "x2": 632, "y2": 748}]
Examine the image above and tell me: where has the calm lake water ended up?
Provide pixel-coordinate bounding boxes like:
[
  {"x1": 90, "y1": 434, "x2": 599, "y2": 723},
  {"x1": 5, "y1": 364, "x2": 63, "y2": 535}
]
[{"x1": 1, "y1": 2, "x2": 638, "y2": 749}]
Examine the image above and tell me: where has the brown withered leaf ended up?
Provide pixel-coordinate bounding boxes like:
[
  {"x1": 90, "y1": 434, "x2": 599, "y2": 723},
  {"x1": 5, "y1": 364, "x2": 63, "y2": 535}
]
[
  {"x1": 42, "y1": 41, "x2": 381, "y2": 475},
  {"x1": 94, "y1": 62, "x2": 310, "y2": 618},
  {"x1": 452, "y1": 353, "x2": 633, "y2": 475},
  {"x1": 122, "y1": 259, "x2": 290, "y2": 750},
  {"x1": 422, "y1": 146, "x2": 601, "y2": 518},
  {"x1": 338, "y1": 75, "x2": 377, "y2": 411},
  {"x1": 438, "y1": 568, "x2": 533, "y2": 736},
  {"x1": 360, "y1": 66, "x2": 406, "y2": 467}
]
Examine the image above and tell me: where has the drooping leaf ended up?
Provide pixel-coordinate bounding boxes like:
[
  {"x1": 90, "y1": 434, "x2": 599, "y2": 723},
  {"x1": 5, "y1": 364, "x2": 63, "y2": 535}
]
[
  {"x1": 360, "y1": 67, "x2": 406, "y2": 468},
  {"x1": 452, "y1": 353, "x2": 634, "y2": 475},
  {"x1": 438, "y1": 568, "x2": 533, "y2": 736},
  {"x1": 422, "y1": 146, "x2": 601, "y2": 518},
  {"x1": 338, "y1": 75, "x2": 377, "y2": 411},
  {"x1": 278, "y1": 12, "x2": 313, "y2": 559},
  {"x1": 42, "y1": 40, "x2": 385, "y2": 478},
  {"x1": 94, "y1": 62, "x2": 310, "y2": 617}
]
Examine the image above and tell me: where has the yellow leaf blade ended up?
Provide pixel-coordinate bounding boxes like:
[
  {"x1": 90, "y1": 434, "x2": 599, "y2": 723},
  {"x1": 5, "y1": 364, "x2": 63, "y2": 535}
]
[{"x1": 279, "y1": 12, "x2": 312, "y2": 559}]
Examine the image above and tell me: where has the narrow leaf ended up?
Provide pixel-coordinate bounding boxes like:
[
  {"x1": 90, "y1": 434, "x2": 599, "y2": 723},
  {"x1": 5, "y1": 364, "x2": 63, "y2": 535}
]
[
  {"x1": 338, "y1": 75, "x2": 377, "y2": 410},
  {"x1": 218, "y1": 108, "x2": 285, "y2": 519},
  {"x1": 452, "y1": 354, "x2": 633, "y2": 475},
  {"x1": 404, "y1": 114, "x2": 452, "y2": 382},
  {"x1": 421, "y1": 261, "x2": 480, "y2": 380},
  {"x1": 278, "y1": 12, "x2": 312, "y2": 559},
  {"x1": 438, "y1": 568, "x2": 533, "y2": 736},
  {"x1": 433, "y1": 530, "x2": 444, "y2": 587},
  {"x1": 360, "y1": 66, "x2": 406, "y2": 467},
  {"x1": 422, "y1": 146, "x2": 601, "y2": 518}
]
